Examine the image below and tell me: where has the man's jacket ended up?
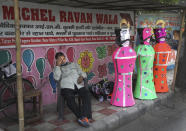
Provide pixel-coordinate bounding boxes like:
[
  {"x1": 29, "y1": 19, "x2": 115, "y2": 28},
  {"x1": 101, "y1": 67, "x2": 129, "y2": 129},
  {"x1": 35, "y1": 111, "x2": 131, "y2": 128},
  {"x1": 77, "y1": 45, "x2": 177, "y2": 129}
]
[{"x1": 53, "y1": 62, "x2": 87, "y2": 90}]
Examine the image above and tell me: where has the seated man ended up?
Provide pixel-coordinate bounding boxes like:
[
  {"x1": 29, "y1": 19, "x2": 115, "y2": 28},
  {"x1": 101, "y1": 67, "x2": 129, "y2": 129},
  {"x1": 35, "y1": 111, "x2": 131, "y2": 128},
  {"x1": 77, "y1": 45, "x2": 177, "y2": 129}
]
[{"x1": 53, "y1": 52, "x2": 92, "y2": 127}]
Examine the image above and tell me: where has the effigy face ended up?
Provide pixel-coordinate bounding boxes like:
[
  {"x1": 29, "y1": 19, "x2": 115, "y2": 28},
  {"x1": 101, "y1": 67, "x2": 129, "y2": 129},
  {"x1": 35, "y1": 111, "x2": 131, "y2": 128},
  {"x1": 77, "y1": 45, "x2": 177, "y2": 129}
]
[
  {"x1": 154, "y1": 28, "x2": 166, "y2": 43},
  {"x1": 143, "y1": 28, "x2": 152, "y2": 45},
  {"x1": 120, "y1": 28, "x2": 130, "y2": 42}
]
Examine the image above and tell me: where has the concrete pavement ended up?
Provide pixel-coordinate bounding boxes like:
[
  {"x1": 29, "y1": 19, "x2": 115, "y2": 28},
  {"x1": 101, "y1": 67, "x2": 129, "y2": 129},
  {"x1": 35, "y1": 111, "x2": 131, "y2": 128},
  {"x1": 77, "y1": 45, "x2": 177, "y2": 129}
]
[
  {"x1": 0, "y1": 70, "x2": 175, "y2": 131},
  {"x1": 74, "y1": 69, "x2": 175, "y2": 131},
  {"x1": 115, "y1": 88, "x2": 186, "y2": 131},
  {"x1": 74, "y1": 89, "x2": 174, "y2": 131}
]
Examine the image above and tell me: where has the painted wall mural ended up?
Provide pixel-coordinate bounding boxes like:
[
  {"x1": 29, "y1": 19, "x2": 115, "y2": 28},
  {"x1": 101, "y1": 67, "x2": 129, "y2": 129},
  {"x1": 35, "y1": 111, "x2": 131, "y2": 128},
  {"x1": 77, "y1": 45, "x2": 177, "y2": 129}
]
[
  {"x1": 108, "y1": 62, "x2": 115, "y2": 74},
  {"x1": 49, "y1": 72, "x2": 57, "y2": 93},
  {"x1": 0, "y1": 43, "x2": 116, "y2": 105},
  {"x1": 66, "y1": 47, "x2": 75, "y2": 62},
  {"x1": 98, "y1": 63, "x2": 107, "y2": 78},
  {"x1": 0, "y1": 50, "x2": 11, "y2": 65},
  {"x1": 96, "y1": 46, "x2": 107, "y2": 59},
  {"x1": 78, "y1": 50, "x2": 94, "y2": 73},
  {"x1": 87, "y1": 72, "x2": 95, "y2": 81},
  {"x1": 26, "y1": 75, "x2": 36, "y2": 89},
  {"x1": 36, "y1": 58, "x2": 46, "y2": 79},
  {"x1": 47, "y1": 48, "x2": 56, "y2": 69},
  {"x1": 107, "y1": 44, "x2": 118, "y2": 56},
  {"x1": 23, "y1": 49, "x2": 34, "y2": 72},
  {"x1": 0, "y1": 0, "x2": 135, "y2": 106}
]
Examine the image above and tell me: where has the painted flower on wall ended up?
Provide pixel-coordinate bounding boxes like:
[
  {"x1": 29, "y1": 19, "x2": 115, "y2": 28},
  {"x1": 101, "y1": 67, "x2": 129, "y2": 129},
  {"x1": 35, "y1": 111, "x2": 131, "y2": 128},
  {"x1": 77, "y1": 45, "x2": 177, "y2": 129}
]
[
  {"x1": 96, "y1": 45, "x2": 106, "y2": 59},
  {"x1": 98, "y1": 63, "x2": 107, "y2": 78},
  {"x1": 78, "y1": 50, "x2": 94, "y2": 72}
]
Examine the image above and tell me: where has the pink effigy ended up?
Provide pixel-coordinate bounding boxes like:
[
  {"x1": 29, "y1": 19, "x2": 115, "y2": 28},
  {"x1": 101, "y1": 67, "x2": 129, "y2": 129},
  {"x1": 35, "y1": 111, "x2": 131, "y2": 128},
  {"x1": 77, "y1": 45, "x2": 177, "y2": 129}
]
[
  {"x1": 111, "y1": 43, "x2": 136, "y2": 107},
  {"x1": 111, "y1": 19, "x2": 137, "y2": 107}
]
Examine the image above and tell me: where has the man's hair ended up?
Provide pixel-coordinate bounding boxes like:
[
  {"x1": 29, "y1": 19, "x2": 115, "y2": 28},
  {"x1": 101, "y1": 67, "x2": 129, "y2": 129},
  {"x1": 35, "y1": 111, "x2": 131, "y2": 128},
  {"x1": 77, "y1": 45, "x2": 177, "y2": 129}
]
[{"x1": 55, "y1": 52, "x2": 65, "y2": 59}]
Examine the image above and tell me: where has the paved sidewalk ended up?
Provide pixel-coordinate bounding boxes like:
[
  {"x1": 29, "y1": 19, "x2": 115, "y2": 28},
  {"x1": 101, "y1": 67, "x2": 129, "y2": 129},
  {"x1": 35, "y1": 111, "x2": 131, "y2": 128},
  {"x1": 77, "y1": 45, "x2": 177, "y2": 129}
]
[
  {"x1": 115, "y1": 88, "x2": 186, "y2": 131},
  {"x1": 0, "y1": 70, "x2": 174, "y2": 131}
]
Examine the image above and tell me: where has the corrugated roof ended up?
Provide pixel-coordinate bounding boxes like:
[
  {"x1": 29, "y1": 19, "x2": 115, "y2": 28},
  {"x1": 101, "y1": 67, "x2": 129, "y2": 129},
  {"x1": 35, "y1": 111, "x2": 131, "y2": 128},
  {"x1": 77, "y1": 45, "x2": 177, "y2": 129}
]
[{"x1": 19, "y1": 0, "x2": 186, "y2": 11}]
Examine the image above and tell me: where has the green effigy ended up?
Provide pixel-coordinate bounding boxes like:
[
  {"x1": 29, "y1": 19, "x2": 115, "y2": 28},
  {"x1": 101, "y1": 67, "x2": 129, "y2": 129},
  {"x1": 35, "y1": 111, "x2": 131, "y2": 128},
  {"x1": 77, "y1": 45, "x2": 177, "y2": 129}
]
[{"x1": 134, "y1": 44, "x2": 157, "y2": 99}]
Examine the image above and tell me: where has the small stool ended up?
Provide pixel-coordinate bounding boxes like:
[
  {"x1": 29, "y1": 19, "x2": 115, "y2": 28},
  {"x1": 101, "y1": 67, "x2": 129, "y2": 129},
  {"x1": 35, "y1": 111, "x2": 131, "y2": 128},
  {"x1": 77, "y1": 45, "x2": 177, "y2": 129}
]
[{"x1": 23, "y1": 89, "x2": 42, "y2": 123}]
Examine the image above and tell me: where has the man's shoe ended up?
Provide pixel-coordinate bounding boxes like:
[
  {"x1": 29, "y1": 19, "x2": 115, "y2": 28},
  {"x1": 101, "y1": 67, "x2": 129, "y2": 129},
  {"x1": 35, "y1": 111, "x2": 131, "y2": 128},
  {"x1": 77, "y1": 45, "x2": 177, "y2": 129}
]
[
  {"x1": 77, "y1": 117, "x2": 90, "y2": 127},
  {"x1": 83, "y1": 117, "x2": 89, "y2": 123},
  {"x1": 88, "y1": 118, "x2": 94, "y2": 123}
]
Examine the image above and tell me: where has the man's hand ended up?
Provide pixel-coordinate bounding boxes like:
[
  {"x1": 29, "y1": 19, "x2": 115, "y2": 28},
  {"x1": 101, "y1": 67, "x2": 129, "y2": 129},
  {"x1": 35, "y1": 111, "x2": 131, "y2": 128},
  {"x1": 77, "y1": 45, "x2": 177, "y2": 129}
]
[
  {"x1": 56, "y1": 57, "x2": 63, "y2": 66},
  {"x1": 77, "y1": 75, "x2": 84, "y2": 84}
]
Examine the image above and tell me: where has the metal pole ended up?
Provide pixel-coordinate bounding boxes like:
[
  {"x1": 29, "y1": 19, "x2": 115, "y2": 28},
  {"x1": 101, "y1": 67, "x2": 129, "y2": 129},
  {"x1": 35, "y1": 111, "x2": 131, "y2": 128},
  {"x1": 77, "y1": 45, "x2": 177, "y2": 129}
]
[
  {"x1": 13, "y1": 0, "x2": 24, "y2": 130},
  {"x1": 171, "y1": 9, "x2": 186, "y2": 91}
]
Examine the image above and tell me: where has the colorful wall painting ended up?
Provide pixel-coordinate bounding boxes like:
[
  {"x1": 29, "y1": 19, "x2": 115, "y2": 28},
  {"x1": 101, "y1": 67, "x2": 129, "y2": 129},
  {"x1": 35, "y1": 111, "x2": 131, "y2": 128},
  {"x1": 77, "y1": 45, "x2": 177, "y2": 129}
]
[
  {"x1": 0, "y1": 43, "x2": 116, "y2": 105},
  {"x1": 66, "y1": 47, "x2": 75, "y2": 62},
  {"x1": 0, "y1": 0, "x2": 134, "y2": 106},
  {"x1": 23, "y1": 49, "x2": 34, "y2": 72},
  {"x1": 107, "y1": 44, "x2": 118, "y2": 56},
  {"x1": 87, "y1": 72, "x2": 95, "y2": 81},
  {"x1": 26, "y1": 75, "x2": 36, "y2": 89},
  {"x1": 36, "y1": 58, "x2": 46, "y2": 79},
  {"x1": 49, "y1": 72, "x2": 57, "y2": 93},
  {"x1": 78, "y1": 50, "x2": 94, "y2": 73},
  {"x1": 98, "y1": 63, "x2": 107, "y2": 78},
  {"x1": 47, "y1": 48, "x2": 56, "y2": 69},
  {"x1": 0, "y1": 50, "x2": 11, "y2": 65},
  {"x1": 108, "y1": 62, "x2": 115, "y2": 74},
  {"x1": 96, "y1": 46, "x2": 107, "y2": 59}
]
